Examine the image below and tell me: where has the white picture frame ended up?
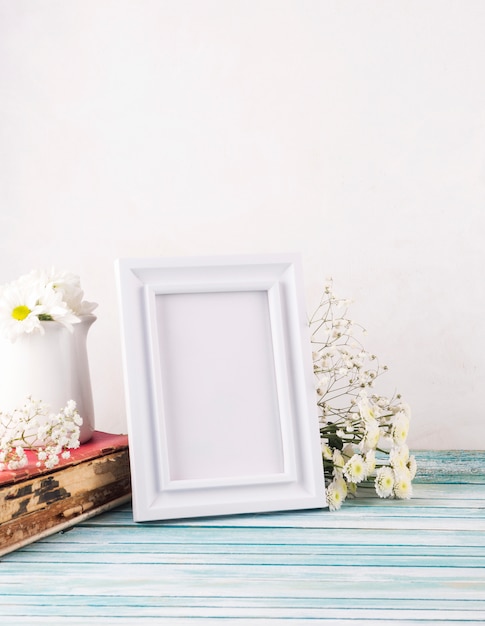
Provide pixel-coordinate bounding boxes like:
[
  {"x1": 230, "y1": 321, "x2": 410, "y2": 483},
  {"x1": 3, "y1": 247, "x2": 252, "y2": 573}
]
[{"x1": 115, "y1": 253, "x2": 326, "y2": 522}]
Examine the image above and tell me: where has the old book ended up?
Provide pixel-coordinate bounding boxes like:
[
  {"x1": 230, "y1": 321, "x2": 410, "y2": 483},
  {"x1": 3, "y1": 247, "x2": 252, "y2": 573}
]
[{"x1": 0, "y1": 431, "x2": 131, "y2": 556}]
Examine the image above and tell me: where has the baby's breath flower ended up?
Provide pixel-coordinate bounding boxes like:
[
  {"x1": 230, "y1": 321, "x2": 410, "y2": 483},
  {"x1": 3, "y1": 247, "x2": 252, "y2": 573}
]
[
  {"x1": 45, "y1": 454, "x2": 59, "y2": 470},
  {"x1": 0, "y1": 397, "x2": 82, "y2": 471},
  {"x1": 316, "y1": 376, "x2": 329, "y2": 396}
]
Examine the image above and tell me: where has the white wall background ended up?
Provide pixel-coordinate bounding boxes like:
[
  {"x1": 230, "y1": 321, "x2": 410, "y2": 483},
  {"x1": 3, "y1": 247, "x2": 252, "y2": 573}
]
[{"x1": 1, "y1": 0, "x2": 483, "y2": 449}]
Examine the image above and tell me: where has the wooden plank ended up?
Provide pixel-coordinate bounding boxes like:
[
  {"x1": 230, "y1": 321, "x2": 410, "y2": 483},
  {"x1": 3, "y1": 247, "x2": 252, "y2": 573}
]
[
  {"x1": 6, "y1": 548, "x2": 485, "y2": 568},
  {"x1": 0, "y1": 601, "x2": 484, "y2": 623},
  {"x1": 412, "y1": 450, "x2": 485, "y2": 483},
  {"x1": 13, "y1": 523, "x2": 483, "y2": 549},
  {"x1": 2, "y1": 614, "x2": 482, "y2": 626},
  {"x1": 1, "y1": 594, "x2": 484, "y2": 612},
  {"x1": 0, "y1": 563, "x2": 484, "y2": 603}
]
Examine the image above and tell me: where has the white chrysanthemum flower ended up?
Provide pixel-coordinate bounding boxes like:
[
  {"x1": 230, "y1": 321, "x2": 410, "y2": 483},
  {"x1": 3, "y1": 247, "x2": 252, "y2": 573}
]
[
  {"x1": 361, "y1": 417, "x2": 380, "y2": 453},
  {"x1": 358, "y1": 391, "x2": 381, "y2": 422},
  {"x1": 0, "y1": 268, "x2": 97, "y2": 341},
  {"x1": 326, "y1": 477, "x2": 348, "y2": 511},
  {"x1": 0, "y1": 282, "x2": 45, "y2": 340},
  {"x1": 391, "y1": 412, "x2": 410, "y2": 445},
  {"x1": 364, "y1": 449, "x2": 376, "y2": 474},
  {"x1": 35, "y1": 284, "x2": 81, "y2": 332},
  {"x1": 343, "y1": 454, "x2": 367, "y2": 484},
  {"x1": 375, "y1": 466, "x2": 395, "y2": 498},
  {"x1": 28, "y1": 268, "x2": 97, "y2": 316},
  {"x1": 389, "y1": 444, "x2": 410, "y2": 473},
  {"x1": 332, "y1": 449, "x2": 345, "y2": 477},
  {"x1": 321, "y1": 441, "x2": 333, "y2": 461},
  {"x1": 407, "y1": 455, "x2": 418, "y2": 480},
  {"x1": 393, "y1": 471, "x2": 413, "y2": 499},
  {"x1": 346, "y1": 481, "x2": 357, "y2": 497}
]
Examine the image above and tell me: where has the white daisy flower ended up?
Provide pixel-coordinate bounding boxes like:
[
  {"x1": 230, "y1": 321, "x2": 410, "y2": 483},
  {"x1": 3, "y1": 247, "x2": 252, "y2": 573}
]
[
  {"x1": 393, "y1": 471, "x2": 413, "y2": 499},
  {"x1": 343, "y1": 453, "x2": 367, "y2": 484},
  {"x1": 391, "y1": 411, "x2": 410, "y2": 445},
  {"x1": 0, "y1": 282, "x2": 45, "y2": 340},
  {"x1": 326, "y1": 477, "x2": 348, "y2": 511},
  {"x1": 0, "y1": 269, "x2": 97, "y2": 341},
  {"x1": 358, "y1": 391, "x2": 381, "y2": 422},
  {"x1": 46, "y1": 267, "x2": 97, "y2": 316},
  {"x1": 321, "y1": 441, "x2": 333, "y2": 461},
  {"x1": 364, "y1": 449, "x2": 376, "y2": 474},
  {"x1": 375, "y1": 466, "x2": 395, "y2": 498},
  {"x1": 390, "y1": 444, "x2": 410, "y2": 473},
  {"x1": 360, "y1": 417, "x2": 380, "y2": 452},
  {"x1": 332, "y1": 449, "x2": 345, "y2": 477},
  {"x1": 407, "y1": 455, "x2": 418, "y2": 480}
]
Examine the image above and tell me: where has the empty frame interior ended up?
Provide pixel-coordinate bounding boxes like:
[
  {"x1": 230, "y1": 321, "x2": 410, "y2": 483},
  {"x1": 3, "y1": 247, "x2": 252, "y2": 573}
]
[
  {"x1": 153, "y1": 290, "x2": 284, "y2": 483},
  {"x1": 116, "y1": 254, "x2": 326, "y2": 521}
]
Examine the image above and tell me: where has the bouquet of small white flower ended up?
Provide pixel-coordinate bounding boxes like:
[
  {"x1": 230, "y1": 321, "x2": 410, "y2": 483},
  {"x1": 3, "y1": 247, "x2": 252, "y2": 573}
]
[
  {"x1": 0, "y1": 267, "x2": 97, "y2": 342},
  {"x1": 310, "y1": 280, "x2": 417, "y2": 510},
  {"x1": 0, "y1": 397, "x2": 82, "y2": 471}
]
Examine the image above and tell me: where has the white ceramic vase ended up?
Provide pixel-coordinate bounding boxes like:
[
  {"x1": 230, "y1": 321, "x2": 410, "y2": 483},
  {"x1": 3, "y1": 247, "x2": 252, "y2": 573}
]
[{"x1": 0, "y1": 314, "x2": 96, "y2": 444}]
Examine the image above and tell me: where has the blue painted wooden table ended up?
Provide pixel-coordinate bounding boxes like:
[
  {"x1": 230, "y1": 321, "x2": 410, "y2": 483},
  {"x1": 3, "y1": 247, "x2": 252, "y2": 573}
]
[{"x1": 1, "y1": 451, "x2": 484, "y2": 625}]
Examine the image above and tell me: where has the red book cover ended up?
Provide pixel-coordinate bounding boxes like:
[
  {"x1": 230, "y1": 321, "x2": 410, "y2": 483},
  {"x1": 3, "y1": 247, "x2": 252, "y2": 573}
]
[{"x1": 0, "y1": 431, "x2": 129, "y2": 487}]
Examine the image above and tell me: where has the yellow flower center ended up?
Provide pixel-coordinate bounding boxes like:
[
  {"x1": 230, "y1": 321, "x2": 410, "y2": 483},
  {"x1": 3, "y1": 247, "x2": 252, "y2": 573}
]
[{"x1": 12, "y1": 305, "x2": 31, "y2": 321}]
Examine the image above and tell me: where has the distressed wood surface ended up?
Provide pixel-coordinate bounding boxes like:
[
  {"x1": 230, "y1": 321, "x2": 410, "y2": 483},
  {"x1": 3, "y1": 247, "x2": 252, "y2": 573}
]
[
  {"x1": 0, "y1": 449, "x2": 131, "y2": 524},
  {"x1": 0, "y1": 450, "x2": 484, "y2": 625}
]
